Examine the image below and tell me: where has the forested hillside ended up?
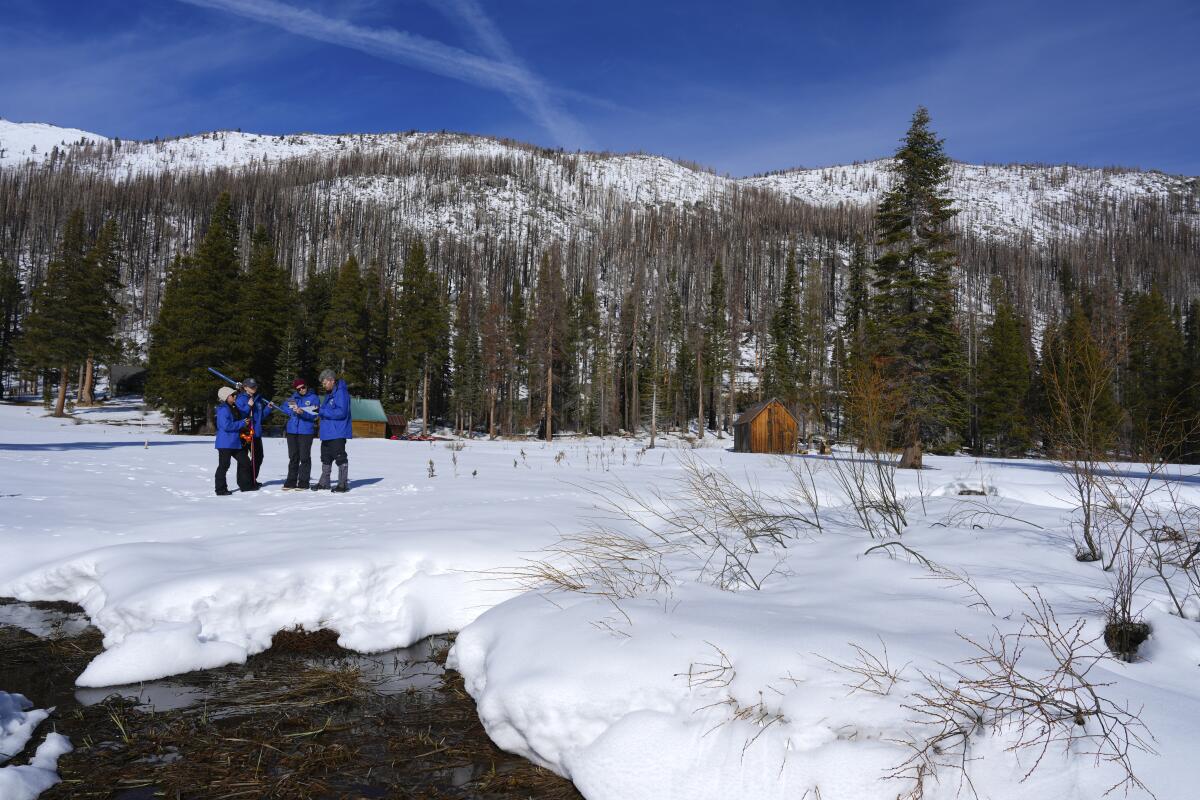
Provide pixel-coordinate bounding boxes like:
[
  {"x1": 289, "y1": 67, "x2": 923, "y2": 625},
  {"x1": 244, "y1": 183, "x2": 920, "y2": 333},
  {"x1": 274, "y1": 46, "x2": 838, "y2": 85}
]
[{"x1": 1, "y1": 114, "x2": 1198, "y2": 457}]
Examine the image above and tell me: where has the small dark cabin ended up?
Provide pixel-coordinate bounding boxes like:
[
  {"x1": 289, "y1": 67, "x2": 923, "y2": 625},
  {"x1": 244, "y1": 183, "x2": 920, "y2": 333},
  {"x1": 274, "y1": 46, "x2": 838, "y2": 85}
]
[{"x1": 733, "y1": 398, "x2": 798, "y2": 454}]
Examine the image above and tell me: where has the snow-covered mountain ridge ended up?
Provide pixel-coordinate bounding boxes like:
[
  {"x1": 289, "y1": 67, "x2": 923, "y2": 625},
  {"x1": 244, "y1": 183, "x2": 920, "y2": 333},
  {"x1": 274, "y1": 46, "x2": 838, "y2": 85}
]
[{"x1": 2, "y1": 119, "x2": 1196, "y2": 246}]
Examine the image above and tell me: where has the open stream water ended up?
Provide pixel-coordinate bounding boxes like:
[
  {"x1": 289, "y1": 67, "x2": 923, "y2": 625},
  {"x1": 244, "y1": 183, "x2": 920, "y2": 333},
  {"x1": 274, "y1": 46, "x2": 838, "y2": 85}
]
[{"x1": 0, "y1": 598, "x2": 582, "y2": 799}]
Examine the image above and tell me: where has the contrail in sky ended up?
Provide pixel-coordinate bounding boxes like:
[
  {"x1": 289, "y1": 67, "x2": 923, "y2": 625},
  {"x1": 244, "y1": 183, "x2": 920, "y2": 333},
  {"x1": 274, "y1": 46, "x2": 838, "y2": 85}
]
[{"x1": 179, "y1": 0, "x2": 591, "y2": 147}]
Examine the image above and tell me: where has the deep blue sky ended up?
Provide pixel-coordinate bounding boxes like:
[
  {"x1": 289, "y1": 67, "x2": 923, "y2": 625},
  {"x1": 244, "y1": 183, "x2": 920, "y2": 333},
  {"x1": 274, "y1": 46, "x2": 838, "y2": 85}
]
[{"x1": 2, "y1": 0, "x2": 1197, "y2": 176}]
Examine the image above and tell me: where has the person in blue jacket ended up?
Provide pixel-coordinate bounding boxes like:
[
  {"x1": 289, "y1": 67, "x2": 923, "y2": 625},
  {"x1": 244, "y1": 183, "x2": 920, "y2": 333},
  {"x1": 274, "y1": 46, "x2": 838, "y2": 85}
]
[
  {"x1": 293, "y1": 368, "x2": 352, "y2": 492},
  {"x1": 281, "y1": 377, "x2": 318, "y2": 490},
  {"x1": 235, "y1": 377, "x2": 273, "y2": 487},
  {"x1": 214, "y1": 386, "x2": 253, "y2": 495}
]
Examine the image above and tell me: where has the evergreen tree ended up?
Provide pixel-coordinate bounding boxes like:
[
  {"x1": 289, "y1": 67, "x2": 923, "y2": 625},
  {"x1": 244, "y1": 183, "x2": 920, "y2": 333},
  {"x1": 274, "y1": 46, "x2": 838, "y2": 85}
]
[
  {"x1": 798, "y1": 257, "x2": 827, "y2": 436},
  {"x1": 450, "y1": 288, "x2": 483, "y2": 433},
  {"x1": 240, "y1": 226, "x2": 293, "y2": 394},
  {"x1": 362, "y1": 260, "x2": 391, "y2": 399},
  {"x1": 573, "y1": 275, "x2": 601, "y2": 433},
  {"x1": 977, "y1": 277, "x2": 1032, "y2": 456},
  {"x1": 298, "y1": 265, "x2": 335, "y2": 387},
  {"x1": 394, "y1": 240, "x2": 448, "y2": 432},
  {"x1": 1180, "y1": 300, "x2": 1200, "y2": 463},
  {"x1": 532, "y1": 251, "x2": 567, "y2": 440},
  {"x1": 0, "y1": 258, "x2": 24, "y2": 399},
  {"x1": 17, "y1": 210, "x2": 94, "y2": 416},
  {"x1": 1122, "y1": 287, "x2": 1185, "y2": 457},
  {"x1": 77, "y1": 219, "x2": 124, "y2": 404},
  {"x1": 842, "y1": 237, "x2": 871, "y2": 366},
  {"x1": 506, "y1": 271, "x2": 527, "y2": 432},
  {"x1": 320, "y1": 254, "x2": 368, "y2": 391},
  {"x1": 763, "y1": 249, "x2": 800, "y2": 406},
  {"x1": 272, "y1": 315, "x2": 303, "y2": 399},
  {"x1": 145, "y1": 193, "x2": 243, "y2": 431},
  {"x1": 668, "y1": 284, "x2": 693, "y2": 431},
  {"x1": 704, "y1": 257, "x2": 728, "y2": 434},
  {"x1": 870, "y1": 107, "x2": 965, "y2": 467}
]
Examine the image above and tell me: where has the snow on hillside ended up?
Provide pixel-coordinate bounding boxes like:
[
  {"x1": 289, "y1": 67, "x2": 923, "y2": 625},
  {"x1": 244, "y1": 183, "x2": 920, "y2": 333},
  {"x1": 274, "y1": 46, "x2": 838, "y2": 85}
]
[
  {"x1": 0, "y1": 119, "x2": 108, "y2": 168},
  {"x1": 747, "y1": 159, "x2": 1199, "y2": 244},
  {"x1": 2, "y1": 121, "x2": 1197, "y2": 247},
  {"x1": 2, "y1": 403, "x2": 1200, "y2": 798}
]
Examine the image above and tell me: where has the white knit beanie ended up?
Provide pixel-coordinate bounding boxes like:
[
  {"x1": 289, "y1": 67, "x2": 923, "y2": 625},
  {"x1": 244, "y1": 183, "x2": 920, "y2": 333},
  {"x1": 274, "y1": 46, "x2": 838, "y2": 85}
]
[{"x1": 217, "y1": 386, "x2": 235, "y2": 402}]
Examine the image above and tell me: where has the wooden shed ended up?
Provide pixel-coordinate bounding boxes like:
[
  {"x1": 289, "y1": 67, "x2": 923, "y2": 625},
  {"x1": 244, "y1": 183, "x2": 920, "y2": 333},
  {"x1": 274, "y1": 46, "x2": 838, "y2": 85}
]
[
  {"x1": 733, "y1": 398, "x2": 798, "y2": 454},
  {"x1": 350, "y1": 398, "x2": 388, "y2": 439}
]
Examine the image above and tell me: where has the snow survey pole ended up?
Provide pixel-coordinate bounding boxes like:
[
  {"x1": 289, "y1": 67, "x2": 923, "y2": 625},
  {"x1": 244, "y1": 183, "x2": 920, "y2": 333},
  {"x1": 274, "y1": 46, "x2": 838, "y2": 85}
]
[{"x1": 207, "y1": 367, "x2": 286, "y2": 413}]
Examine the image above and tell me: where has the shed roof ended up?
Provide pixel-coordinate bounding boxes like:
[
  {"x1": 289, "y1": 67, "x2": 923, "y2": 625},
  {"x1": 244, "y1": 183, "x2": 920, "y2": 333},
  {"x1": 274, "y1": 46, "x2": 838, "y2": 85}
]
[
  {"x1": 350, "y1": 397, "x2": 388, "y2": 423},
  {"x1": 735, "y1": 398, "x2": 796, "y2": 426}
]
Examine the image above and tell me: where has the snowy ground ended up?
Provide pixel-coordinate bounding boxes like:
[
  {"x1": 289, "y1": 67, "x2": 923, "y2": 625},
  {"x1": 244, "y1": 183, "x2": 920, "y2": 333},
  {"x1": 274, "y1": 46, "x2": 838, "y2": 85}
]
[{"x1": 2, "y1": 401, "x2": 1199, "y2": 799}]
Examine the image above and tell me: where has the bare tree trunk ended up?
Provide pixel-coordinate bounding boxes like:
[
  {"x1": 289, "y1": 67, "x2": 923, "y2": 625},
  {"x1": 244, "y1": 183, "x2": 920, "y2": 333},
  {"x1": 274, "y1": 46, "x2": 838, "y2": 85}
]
[
  {"x1": 422, "y1": 364, "x2": 429, "y2": 436},
  {"x1": 81, "y1": 355, "x2": 95, "y2": 405},
  {"x1": 544, "y1": 348, "x2": 553, "y2": 442},
  {"x1": 899, "y1": 439, "x2": 923, "y2": 469},
  {"x1": 488, "y1": 387, "x2": 496, "y2": 439},
  {"x1": 53, "y1": 366, "x2": 68, "y2": 417},
  {"x1": 697, "y1": 350, "x2": 704, "y2": 440}
]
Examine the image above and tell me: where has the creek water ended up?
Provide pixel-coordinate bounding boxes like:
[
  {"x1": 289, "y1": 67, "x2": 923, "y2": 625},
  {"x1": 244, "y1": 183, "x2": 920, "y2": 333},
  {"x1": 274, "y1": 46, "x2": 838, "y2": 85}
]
[{"x1": 0, "y1": 598, "x2": 581, "y2": 800}]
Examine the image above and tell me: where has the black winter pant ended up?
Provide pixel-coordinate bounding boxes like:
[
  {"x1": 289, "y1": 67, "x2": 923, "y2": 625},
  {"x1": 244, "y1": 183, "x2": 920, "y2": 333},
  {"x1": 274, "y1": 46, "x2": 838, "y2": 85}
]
[
  {"x1": 248, "y1": 437, "x2": 265, "y2": 482},
  {"x1": 216, "y1": 448, "x2": 253, "y2": 493},
  {"x1": 320, "y1": 438, "x2": 348, "y2": 466},
  {"x1": 286, "y1": 433, "x2": 314, "y2": 488}
]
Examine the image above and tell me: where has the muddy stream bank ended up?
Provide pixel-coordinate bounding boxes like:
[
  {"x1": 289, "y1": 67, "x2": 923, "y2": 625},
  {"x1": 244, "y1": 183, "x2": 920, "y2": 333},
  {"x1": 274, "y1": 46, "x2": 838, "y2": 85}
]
[{"x1": 0, "y1": 598, "x2": 583, "y2": 799}]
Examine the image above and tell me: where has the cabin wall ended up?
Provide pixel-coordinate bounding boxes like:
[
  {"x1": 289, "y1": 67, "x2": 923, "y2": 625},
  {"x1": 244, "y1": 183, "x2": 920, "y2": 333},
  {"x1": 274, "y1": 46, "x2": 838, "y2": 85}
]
[
  {"x1": 736, "y1": 401, "x2": 799, "y2": 454},
  {"x1": 352, "y1": 420, "x2": 387, "y2": 439}
]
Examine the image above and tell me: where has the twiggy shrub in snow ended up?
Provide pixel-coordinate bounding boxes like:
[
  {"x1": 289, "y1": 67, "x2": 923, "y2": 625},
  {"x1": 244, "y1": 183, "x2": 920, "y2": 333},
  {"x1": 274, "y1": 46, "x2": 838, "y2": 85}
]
[
  {"x1": 503, "y1": 451, "x2": 823, "y2": 596},
  {"x1": 885, "y1": 589, "x2": 1154, "y2": 799},
  {"x1": 834, "y1": 362, "x2": 909, "y2": 539}
]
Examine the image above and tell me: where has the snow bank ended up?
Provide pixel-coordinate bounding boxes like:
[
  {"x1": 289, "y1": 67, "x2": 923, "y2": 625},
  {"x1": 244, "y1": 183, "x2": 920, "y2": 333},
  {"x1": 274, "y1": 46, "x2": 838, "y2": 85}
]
[
  {"x1": 450, "y1": 459, "x2": 1200, "y2": 799},
  {"x1": 0, "y1": 692, "x2": 70, "y2": 799},
  {"x1": 0, "y1": 404, "x2": 694, "y2": 684}
]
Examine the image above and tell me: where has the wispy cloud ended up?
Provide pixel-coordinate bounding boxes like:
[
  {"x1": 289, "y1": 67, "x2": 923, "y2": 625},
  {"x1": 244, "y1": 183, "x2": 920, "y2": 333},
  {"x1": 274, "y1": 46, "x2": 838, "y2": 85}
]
[{"x1": 179, "y1": 0, "x2": 591, "y2": 147}]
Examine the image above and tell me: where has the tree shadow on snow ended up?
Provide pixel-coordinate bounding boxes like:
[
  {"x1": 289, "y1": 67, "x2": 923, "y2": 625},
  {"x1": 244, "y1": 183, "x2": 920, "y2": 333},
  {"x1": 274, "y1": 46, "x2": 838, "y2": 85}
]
[{"x1": 0, "y1": 441, "x2": 203, "y2": 452}]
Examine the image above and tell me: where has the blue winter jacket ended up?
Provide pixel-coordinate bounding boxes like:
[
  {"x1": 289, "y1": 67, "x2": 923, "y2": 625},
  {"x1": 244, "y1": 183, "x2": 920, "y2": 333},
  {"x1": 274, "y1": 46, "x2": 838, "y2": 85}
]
[
  {"x1": 315, "y1": 380, "x2": 353, "y2": 440},
  {"x1": 214, "y1": 402, "x2": 249, "y2": 449},
  {"x1": 235, "y1": 392, "x2": 273, "y2": 438},
  {"x1": 284, "y1": 389, "x2": 319, "y2": 435}
]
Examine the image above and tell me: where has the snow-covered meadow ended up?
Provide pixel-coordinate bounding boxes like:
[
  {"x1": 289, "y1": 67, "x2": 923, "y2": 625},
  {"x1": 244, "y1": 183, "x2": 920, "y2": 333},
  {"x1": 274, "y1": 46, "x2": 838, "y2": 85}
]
[{"x1": 2, "y1": 401, "x2": 1199, "y2": 799}]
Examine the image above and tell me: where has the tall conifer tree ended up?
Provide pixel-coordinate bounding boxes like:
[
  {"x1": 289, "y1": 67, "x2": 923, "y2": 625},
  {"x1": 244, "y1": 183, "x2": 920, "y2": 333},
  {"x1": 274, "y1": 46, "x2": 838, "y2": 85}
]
[
  {"x1": 240, "y1": 226, "x2": 293, "y2": 395},
  {"x1": 978, "y1": 277, "x2": 1032, "y2": 455},
  {"x1": 320, "y1": 254, "x2": 368, "y2": 391},
  {"x1": 0, "y1": 259, "x2": 22, "y2": 398},
  {"x1": 704, "y1": 258, "x2": 728, "y2": 434},
  {"x1": 146, "y1": 193, "x2": 243, "y2": 430},
  {"x1": 1123, "y1": 287, "x2": 1185, "y2": 457},
  {"x1": 763, "y1": 250, "x2": 800, "y2": 407},
  {"x1": 870, "y1": 107, "x2": 964, "y2": 467},
  {"x1": 19, "y1": 210, "x2": 95, "y2": 416}
]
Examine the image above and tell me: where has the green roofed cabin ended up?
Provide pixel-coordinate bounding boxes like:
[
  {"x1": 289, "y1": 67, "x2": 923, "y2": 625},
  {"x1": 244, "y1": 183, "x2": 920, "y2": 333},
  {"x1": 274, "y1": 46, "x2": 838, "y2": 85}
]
[{"x1": 350, "y1": 397, "x2": 388, "y2": 439}]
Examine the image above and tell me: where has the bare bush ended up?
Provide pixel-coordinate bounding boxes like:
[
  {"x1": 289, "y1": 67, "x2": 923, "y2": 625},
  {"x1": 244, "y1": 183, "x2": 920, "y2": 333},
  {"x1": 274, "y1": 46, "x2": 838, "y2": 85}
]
[
  {"x1": 834, "y1": 361, "x2": 909, "y2": 538},
  {"x1": 682, "y1": 642, "x2": 789, "y2": 753},
  {"x1": 886, "y1": 589, "x2": 1154, "y2": 799},
  {"x1": 559, "y1": 451, "x2": 821, "y2": 591}
]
